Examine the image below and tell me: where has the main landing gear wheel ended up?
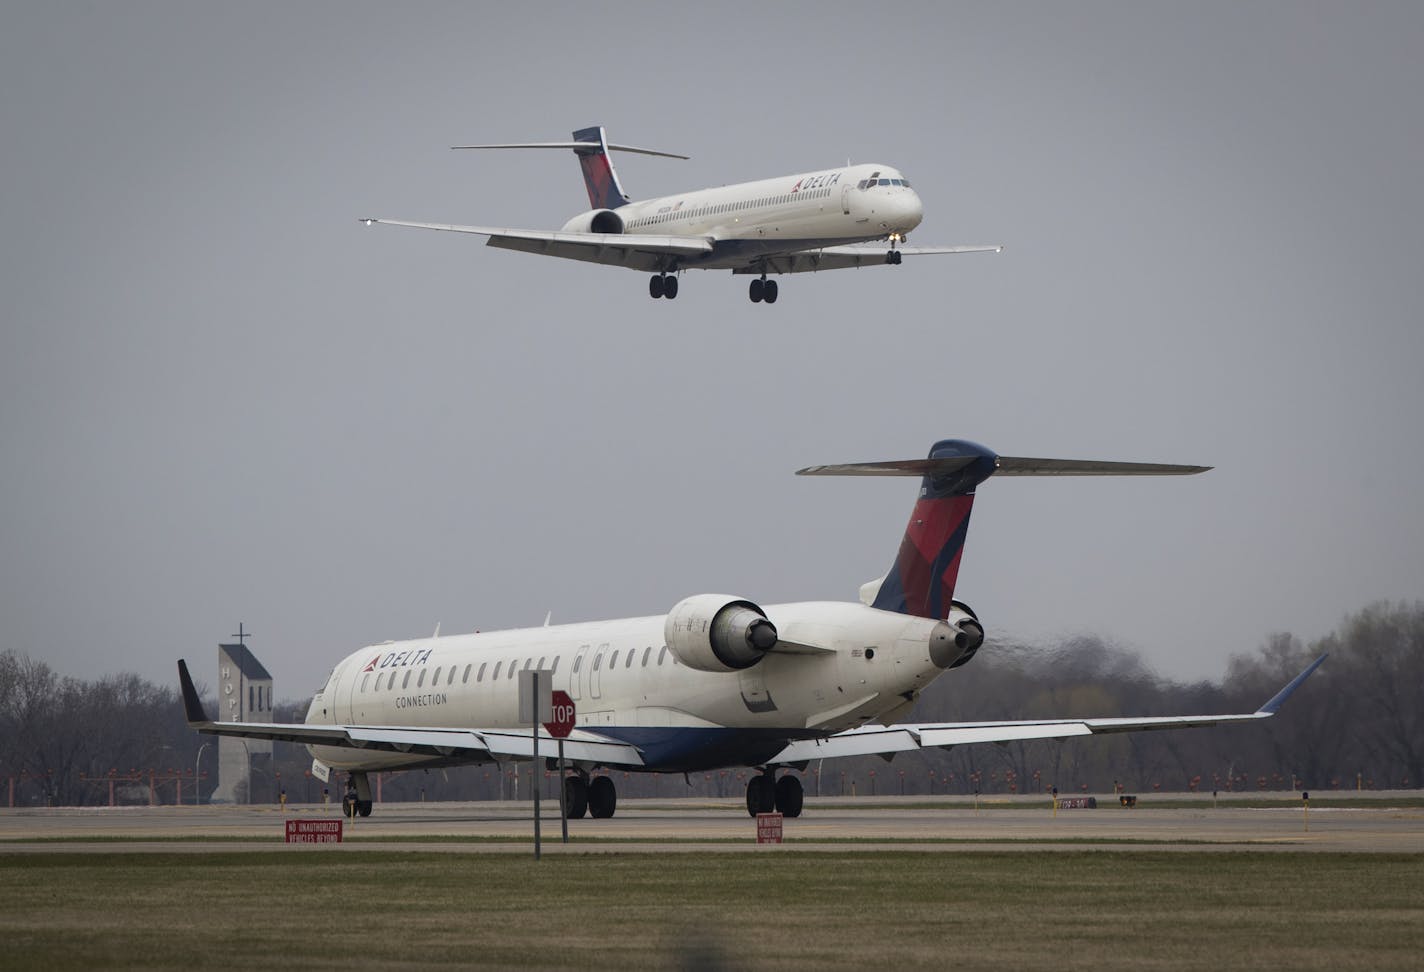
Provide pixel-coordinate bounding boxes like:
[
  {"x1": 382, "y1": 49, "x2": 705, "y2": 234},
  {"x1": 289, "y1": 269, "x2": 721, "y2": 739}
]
[
  {"x1": 774, "y1": 774, "x2": 804, "y2": 818},
  {"x1": 344, "y1": 772, "x2": 373, "y2": 818},
  {"x1": 746, "y1": 774, "x2": 776, "y2": 816},
  {"x1": 649, "y1": 273, "x2": 679, "y2": 299},
  {"x1": 748, "y1": 277, "x2": 778, "y2": 304},
  {"x1": 588, "y1": 774, "x2": 617, "y2": 818},
  {"x1": 564, "y1": 776, "x2": 589, "y2": 819}
]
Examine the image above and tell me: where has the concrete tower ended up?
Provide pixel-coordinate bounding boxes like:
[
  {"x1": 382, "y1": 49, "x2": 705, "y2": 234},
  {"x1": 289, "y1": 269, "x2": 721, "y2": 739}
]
[{"x1": 210, "y1": 634, "x2": 274, "y2": 804}]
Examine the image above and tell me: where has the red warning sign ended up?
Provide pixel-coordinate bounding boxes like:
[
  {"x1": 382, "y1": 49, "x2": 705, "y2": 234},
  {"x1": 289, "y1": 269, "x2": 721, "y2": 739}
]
[
  {"x1": 285, "y1": 819, "x2": 343, "y2": 843},
  {"x1": 756, "y1": 812, "x2": 783, "y2": 844}
]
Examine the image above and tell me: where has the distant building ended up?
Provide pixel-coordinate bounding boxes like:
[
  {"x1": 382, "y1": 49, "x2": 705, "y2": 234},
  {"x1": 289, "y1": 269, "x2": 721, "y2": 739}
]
[{"x1": 209, "y1": 642, "x2": 274, "y2": 804}]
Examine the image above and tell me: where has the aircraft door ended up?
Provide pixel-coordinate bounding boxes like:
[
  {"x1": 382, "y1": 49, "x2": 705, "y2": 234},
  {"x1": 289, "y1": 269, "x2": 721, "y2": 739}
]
[
  {"x1": 590, "y1": 643, "x2": 610, "y2": 700},
  {"x1": 332, "y1": 659, "x2": 356, "y2": 724},
  {"x1": 841, "y1": 185, "x2": 851, "y2": 215},
  {"x1": 570, "y1": 645, "x2": 589, "y2": 701},
  {"x1": 345, "y1": 666, "x2": 363, "y2": 723}
]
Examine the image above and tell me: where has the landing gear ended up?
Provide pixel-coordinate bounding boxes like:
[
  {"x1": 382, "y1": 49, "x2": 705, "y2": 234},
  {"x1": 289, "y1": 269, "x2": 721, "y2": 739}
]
[
  {"x1": 746, "y1": 774, "x2": 775, "y2": 815},
  {"x1": 589, "y1": 774, "x2": 617, "y2": 818},
  {"x1": 775, "y1": 774, "x2": 804, "y2": 817},
  {"x1": 343, "y1": 772, "x2": 374, "y2": 818},
  {"x1": 746, "y1": 770, "x2": 804, "y2": 817},
  {"x1": 885, "y1": 249, "x2": 902, "y2": 265},
  {"x1": 748, "y1": 275, "x2": 778, "y2": 304},
  {"x1": 564, "y1": 775, "x2": 589, "y2": 819},
  {"x1": 649, "y1": 273, "x2": 679, "y2": 299}
]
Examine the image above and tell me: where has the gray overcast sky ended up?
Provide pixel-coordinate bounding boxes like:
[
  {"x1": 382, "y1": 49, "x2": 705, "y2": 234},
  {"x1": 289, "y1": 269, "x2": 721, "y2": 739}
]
[{"x1": 2, "y1": 2, "x2": 1421, "y2": 699}]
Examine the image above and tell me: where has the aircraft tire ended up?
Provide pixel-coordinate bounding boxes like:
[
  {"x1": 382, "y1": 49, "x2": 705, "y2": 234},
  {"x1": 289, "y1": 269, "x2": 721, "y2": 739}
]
[
  {"x1": 774, "y1": 774, "x2": 803, "y2": 817},
  {"x1": 664, "y1": 274, "x2": 678, "y2": 299},
  {"x1": 589, "y1": 774, "x2": 617, "y2": 819},
  {"x1": 565, "y1": 776, "x2": 589, "y2": 819},
  {"x1": 357, "y1": 800, "x2": 372, "y2": 818},
  {"x1": 649, "y1": 274, "x2": 665, "y2": 299},
  {"x1": 749, "y1": 278, "x2": 764, "y2": 303},
  {"x1": 763, "y1": 279, "x2": 779, "y2": 303},
  {"x1": 745, "y1": 775, "x2": 775, "y2": 816}
]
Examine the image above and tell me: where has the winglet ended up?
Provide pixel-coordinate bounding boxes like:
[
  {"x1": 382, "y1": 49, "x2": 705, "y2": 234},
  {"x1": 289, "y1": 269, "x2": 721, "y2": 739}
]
[
  {"x1": 1255, "y1": 654, "x2": 1328, "y2": 716},
  {"x1": 177, "y1": 659, "x2": 212, "y2": 725}
]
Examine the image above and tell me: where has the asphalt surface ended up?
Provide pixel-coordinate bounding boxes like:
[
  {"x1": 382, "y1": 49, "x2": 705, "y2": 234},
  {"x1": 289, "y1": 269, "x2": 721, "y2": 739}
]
[{"x1": 3, "y1": 794, "x2": 1420, "y2": 854}]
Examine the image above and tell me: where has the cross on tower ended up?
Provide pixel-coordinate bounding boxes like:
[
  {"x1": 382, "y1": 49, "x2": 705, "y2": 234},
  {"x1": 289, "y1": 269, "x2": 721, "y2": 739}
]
[{"x1": 231, "y1": 622, "x2": 251, "y2": 646}]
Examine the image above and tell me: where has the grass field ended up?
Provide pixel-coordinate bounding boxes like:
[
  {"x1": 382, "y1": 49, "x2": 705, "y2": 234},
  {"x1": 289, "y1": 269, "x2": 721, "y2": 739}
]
[{"x1": 2, "y1": 852, "x2": 1419, "y2": 970}]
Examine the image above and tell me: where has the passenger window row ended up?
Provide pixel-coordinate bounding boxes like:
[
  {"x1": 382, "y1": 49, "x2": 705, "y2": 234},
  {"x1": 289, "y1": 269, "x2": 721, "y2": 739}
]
[{"x1": 355, "y1": 645, "x2": 675, "y2": 694}]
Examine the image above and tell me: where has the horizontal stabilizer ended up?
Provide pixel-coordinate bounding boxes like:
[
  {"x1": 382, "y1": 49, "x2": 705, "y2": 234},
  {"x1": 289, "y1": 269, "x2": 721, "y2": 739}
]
[
  {"x1": 452, "y1": 141, "x2": 689, "y2": 160},
  {"x1": 798, "y1": 455, "x2": 1211, "y2": 479}
]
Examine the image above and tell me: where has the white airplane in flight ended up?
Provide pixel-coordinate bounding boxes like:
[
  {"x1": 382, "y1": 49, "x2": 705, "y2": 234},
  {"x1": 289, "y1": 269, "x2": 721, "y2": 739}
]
[
  {"x1": 179, "y1": 438, "x2": 1324, "y2": 819},
  {"x1": 360, "y1": 125, "x2": 1002, "y2": 304}
]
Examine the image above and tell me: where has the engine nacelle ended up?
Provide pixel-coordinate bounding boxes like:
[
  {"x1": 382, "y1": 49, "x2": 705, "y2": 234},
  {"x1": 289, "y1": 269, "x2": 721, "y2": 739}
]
[
  {"x1": 560, "y1": 209, "x2": 625, "y2": 234},
  {"x1": 664, "y1": 594, "x2": 778, "y2": 673},
  {"x1": 929, "y1": 600, "x2": 986, "y2": 669}
]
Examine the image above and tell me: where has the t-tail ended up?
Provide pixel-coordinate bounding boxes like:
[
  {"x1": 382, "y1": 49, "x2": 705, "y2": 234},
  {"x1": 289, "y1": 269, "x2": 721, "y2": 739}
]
[
  {"x1": 451, "y1": 125, "x2": 688, "y2": 212},
  {"x1": 797, "y1": 439, "x2": 1212, "y2": 620},
  {"x1": 571, "y1": 126, "x2": 630, "y2": 210}
]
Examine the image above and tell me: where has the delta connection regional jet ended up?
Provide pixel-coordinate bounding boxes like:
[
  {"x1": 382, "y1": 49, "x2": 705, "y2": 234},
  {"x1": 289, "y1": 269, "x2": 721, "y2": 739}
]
[
  {"x1": 179, "y1": 438, "x2": 1325, "y2": 820},
  {"x1": 360, "y1": 125, "x2": 1002, "y2": 303}
]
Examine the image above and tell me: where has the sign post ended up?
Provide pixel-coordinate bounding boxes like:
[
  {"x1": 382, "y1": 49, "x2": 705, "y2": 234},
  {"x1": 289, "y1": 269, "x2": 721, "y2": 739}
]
[
  {"x1": 543, "y1": 690, "x2": 575, "y2": 843},
  {"x1": 518, "y1": 670, "x2": 553, "y2": 860}
]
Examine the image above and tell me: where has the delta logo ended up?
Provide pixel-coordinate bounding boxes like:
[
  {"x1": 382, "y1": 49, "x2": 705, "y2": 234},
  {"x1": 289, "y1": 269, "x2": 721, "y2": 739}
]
[
  {"x1": 791, "y1": 171, "x2": 842, "y2": 193},
  {"x1": 361, "y1": 647, "x2": 436, "y2": 673}
]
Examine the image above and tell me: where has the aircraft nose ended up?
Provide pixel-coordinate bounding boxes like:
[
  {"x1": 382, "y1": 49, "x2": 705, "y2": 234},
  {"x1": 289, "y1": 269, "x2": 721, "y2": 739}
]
[
  {"x1": 900, "y1": 189, "x2": 924, "y2": 232},
  {"x1": 879, "y1": 189, "x2": 922, "y2": 235}
]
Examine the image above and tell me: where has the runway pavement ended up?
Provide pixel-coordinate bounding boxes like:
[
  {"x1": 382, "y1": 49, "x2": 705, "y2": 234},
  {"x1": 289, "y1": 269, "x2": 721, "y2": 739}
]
[{"x1": 3, "y1": 794, "x2": 1420, "y2": 854}]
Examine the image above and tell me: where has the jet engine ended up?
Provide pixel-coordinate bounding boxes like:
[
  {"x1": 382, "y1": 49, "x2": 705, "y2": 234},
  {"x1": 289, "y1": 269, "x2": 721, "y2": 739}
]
[
  {"x1": 664, "y1": 594, "x2": 778, "y2": 673},
  {"x1": 929, "y1": 600, "x2": 986, "y2": 670},
  {"x1": 560, "y1": 209, "x2": 625, "y2": 234}
]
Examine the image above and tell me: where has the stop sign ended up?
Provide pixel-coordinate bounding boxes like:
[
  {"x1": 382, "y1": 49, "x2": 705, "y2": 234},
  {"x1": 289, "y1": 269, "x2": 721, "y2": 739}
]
[{"x1": 543, "y1": 690, "x2": 576, "y2": 738}]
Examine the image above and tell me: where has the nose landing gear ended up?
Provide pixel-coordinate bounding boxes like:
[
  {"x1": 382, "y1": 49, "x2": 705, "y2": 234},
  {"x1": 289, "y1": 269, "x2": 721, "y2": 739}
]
[{"x1": 886, "y1": 231, "x2": 904, "y2": 264}]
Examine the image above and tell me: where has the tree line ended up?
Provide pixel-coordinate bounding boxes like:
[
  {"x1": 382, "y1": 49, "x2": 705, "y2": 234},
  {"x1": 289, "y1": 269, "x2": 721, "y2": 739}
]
[{"x1": 2, "y1": 600, "x2": 1418, "y2": 806}]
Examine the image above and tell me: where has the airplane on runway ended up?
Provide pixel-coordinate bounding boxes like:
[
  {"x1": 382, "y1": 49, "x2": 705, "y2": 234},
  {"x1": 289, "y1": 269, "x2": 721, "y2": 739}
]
[
  {"x1": 360, "y1": 126, "x2": 1002, "y2": 304},
  {"x1": 178, "y1": 438, "x2": 1325, "y2": 819}
]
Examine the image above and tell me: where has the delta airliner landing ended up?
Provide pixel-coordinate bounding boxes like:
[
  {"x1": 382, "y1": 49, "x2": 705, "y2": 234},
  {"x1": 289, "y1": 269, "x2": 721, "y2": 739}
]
[
  {"x1": 361, "y1": 125, "x2": 1002, "y2": 303},
  {"x1": 179, "y1": 439, "x2": 1324, "y2": 821}
]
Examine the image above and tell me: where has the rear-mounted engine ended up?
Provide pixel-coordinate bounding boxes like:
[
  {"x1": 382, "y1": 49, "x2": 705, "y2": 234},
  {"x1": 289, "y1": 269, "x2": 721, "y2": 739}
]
[
  {"x1": 560, "y1": 209, "x2": 625, "y2": 234},
  {"x1": 929, "y1": 600, "x2": 986, "y2": 669},
  {"x1": 664, "y1": 594, "x2": 778, "y2": 673}
]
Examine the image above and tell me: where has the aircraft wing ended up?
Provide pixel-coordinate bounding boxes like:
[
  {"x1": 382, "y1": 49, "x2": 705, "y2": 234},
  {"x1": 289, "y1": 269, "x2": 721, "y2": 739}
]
[
  {"x1": 361, "y1": 218, "x2": 712, "y2": 272},
  {"x1": 735, "y1": 243, "x2": 1003, "y2": 275},
  {"x1": 176, "y1": 661, "x2": 643, "y2": 766},
  {"x1": 769, "y1": 654, "x2": 1326, "y2": 764}
]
